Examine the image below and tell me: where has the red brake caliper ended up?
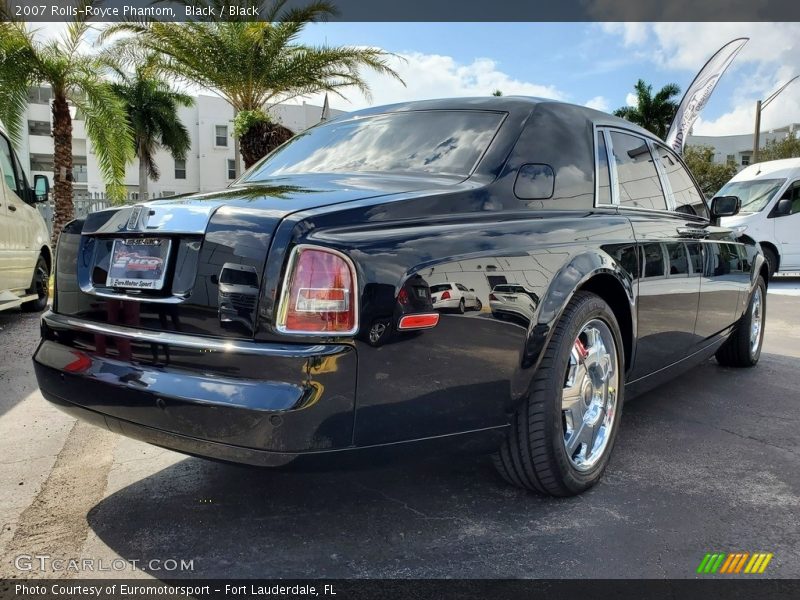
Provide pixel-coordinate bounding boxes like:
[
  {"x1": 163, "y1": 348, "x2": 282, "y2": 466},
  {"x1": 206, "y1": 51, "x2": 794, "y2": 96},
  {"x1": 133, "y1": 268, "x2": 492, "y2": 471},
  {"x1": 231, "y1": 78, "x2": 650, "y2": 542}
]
[{"x1": 574, "y1": 338, "x2": 589, "y2": 360}]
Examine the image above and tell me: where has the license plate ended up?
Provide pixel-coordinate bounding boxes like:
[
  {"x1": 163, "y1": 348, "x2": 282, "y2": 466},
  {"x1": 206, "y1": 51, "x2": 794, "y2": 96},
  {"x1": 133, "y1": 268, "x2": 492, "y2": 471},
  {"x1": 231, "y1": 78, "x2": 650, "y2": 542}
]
[{"x1": 107, "y1": 238, "x2": 171, "y2": 290}]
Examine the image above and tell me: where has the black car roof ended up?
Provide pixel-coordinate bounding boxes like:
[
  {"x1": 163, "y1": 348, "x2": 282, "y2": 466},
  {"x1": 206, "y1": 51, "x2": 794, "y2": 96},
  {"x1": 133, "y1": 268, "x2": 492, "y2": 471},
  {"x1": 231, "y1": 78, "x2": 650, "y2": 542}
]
[{"x1": 340, "y1": 96, "x2": 662, "y2": 143}]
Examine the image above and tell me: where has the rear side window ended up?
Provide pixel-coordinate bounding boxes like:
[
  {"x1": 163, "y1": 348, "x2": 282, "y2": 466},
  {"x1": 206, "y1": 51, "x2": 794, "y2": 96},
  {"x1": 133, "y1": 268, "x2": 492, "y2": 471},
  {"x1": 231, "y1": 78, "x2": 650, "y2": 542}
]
[
  {"x1": 609, "y1": 131, "x2": 667, "y2": 211},
  {"x1": 655, "y1": 145, "x2": 709, "y2": 218}
]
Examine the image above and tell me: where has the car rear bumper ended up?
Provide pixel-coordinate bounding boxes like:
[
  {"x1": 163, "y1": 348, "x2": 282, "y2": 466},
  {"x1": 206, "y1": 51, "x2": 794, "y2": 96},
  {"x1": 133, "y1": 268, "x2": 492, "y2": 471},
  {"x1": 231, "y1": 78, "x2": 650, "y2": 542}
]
[
  {"x1": 433, "y1": 298, "x2": 461, "y2": 309},
  {"x1": 34, "y1": 312, "x2": 357, "y2": 461}
]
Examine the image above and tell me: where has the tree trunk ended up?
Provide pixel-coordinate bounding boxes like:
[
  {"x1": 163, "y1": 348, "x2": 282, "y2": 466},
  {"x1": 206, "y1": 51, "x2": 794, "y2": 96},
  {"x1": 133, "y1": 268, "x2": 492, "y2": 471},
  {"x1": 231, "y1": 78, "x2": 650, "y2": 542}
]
[
  {"x1": 239, "y1": 122, "x2": 294, "y2": 169},
  {"x1": 138, "y1": 144, "x2": 149, "y2": 202},
  {"x1": 51, "y1": 92, "x2": 73, "y2": 246}
]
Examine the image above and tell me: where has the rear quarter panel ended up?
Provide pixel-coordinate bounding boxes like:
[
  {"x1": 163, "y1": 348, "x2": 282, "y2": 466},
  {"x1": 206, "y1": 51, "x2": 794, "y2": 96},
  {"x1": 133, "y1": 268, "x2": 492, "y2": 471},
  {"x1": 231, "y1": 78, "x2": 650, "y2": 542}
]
[{"x1": 265, "y1": 204, "x2": 637, "y2": 446}]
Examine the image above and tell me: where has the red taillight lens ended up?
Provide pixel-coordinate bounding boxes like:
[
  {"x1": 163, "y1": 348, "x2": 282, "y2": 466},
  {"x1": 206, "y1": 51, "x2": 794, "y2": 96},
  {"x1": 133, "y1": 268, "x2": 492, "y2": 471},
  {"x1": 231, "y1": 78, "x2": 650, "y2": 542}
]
[
  {"x1": 488, "y1": 293, "x2": 497, "y2": 301},
  {"x1": 398, "y1": 313, "x2": 439, "y2": 330},
  {"x1": 398, "y1": 287, "x2": 410, "y2": 305},
  {"x1": 440, "y1": 290, "x2": 451, "y2": 300},
  {"x1": 277, "y1": 246, "x2": 357, "y2": 334}
]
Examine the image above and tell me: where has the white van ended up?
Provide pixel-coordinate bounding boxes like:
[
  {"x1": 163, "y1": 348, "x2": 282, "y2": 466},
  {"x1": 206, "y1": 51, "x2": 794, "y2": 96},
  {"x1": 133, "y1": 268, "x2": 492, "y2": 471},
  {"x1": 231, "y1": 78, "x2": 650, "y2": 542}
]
[
  {"x1": 0, "y1": 124, "x2": 52, "y2": 312},
  {"x1": 717, "y1": 158, "x2": 800, "y2": 277}
]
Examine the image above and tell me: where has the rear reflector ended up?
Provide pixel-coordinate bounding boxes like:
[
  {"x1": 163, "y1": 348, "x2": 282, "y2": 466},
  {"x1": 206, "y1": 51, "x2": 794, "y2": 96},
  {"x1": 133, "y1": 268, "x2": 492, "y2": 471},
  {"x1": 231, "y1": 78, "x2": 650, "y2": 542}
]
[
  {"x1": 397, "y1": 313, "x2": 440, "y2": 330},
  {"x1": 277, "y1": 245, "x2": 358, "y2": 335}
]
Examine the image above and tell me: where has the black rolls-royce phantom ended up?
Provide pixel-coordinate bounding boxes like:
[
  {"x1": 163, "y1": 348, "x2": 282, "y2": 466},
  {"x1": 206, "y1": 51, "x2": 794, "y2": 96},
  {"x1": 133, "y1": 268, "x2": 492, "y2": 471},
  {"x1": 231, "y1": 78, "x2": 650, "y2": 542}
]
[{"x1": 34, "y1": 97, "x2": 767, "y2": 496}]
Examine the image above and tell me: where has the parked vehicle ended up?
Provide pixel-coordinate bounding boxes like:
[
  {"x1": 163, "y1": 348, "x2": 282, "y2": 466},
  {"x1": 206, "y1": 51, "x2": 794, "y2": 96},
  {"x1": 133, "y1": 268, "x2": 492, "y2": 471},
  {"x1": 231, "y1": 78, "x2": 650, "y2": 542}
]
[
  {"x1": 360, "y1": 274, "x2": 435, "y2": 347},
  {"x1": 716, "y1": 158, "x2": 800, "y2": 277},
  {"x1": 489, "y1": 284, "x2": 539, "y2": 323},
  {"x1": 0, "y1": 124, "x2": 51, "y2": 313},
  {"x1": 430, "y1": 282, "x2": 481, "y2": 313},
  {"x1": 34, "y1": 98, "x2": 767, "y2": 496}
]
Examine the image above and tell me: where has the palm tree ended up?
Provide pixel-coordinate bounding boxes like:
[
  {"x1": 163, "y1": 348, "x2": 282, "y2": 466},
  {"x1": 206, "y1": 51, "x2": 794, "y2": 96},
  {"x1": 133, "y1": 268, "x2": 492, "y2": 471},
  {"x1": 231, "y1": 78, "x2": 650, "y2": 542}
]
[
  {"x1": 109, "y1": 67, "x2": 193, "y2": 200},
  {"x1": 101, "y1": 0, "x2": 403, "y2": 174},
  {"x1": 614, "y1": 79, "x2": 681, "y2": 140},
  {"x1": 0, "y1": 12, "x2": 133, "y2": 244}
]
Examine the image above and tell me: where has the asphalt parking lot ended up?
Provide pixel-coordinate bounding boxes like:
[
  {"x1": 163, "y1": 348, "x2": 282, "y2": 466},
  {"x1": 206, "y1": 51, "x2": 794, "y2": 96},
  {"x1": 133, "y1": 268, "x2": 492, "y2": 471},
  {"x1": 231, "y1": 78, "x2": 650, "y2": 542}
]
[{"x1": 1, "y1": 280, "x2": 798, "y2": 580}]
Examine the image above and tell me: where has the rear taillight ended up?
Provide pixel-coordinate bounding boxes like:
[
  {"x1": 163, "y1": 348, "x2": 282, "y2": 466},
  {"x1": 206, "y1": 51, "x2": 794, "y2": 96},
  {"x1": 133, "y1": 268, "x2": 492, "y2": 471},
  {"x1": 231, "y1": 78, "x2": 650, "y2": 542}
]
[
  {"x1": 276, "y1": 245, "x2": 358, "y2": 335},
  {"x1": 441, "y1": 290, "x2": 451, "y2": 300},
  {"x1": 488, "y1": 293, "x2": 497, "y2": 301}
]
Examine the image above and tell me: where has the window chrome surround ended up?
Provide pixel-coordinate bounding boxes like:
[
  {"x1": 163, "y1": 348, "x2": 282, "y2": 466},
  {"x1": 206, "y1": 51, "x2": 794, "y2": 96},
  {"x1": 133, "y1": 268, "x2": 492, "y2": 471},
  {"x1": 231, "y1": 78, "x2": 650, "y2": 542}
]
[
  {"x1": 593, "y1": 124, "x2": 616, "y2": 208},
  {"x1": 647, "y1": 139, "x2": 677, "y2": 212},
  {"x1": 275, "y1": 244, "x2": 360, "y2": 337},
  {"x1": 595, "y1": 124, "x2": 710, "y2": 221}
]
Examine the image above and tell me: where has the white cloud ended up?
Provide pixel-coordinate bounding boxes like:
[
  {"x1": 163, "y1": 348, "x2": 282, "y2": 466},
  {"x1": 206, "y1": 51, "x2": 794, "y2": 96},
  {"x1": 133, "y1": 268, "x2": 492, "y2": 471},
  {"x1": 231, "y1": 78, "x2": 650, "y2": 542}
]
[
  {"x1": 625, "y1": 93, "x2": 638, "y2": 108},
  {"x1": 603, "y1": 22, "x2": 800, "y2": 135},
  {"x1": 584, "y1": 96, "x2": 610, "y2": 111},
  {"x1": 296, "y1": 51, "x2": 565, "y2": 112}
]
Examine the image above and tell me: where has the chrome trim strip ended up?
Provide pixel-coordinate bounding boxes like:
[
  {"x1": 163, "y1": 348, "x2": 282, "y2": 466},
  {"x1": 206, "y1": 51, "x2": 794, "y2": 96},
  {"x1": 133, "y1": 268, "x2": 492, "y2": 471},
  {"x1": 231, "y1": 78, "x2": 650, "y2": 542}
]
[
  {"x1": 647, "y1": 138, "x2": 677, "y2": 212},
  {"x1": 42, "y1": 312, "x2": 344, "y2": 358}
]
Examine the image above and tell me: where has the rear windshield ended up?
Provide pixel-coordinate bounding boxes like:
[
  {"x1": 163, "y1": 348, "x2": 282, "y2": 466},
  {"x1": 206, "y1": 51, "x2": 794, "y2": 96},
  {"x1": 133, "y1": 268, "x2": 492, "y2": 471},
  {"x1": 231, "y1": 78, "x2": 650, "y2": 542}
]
[
  {"x1": 430, "y1": 284, "x2": 453, "y2": 293},
  {"x1": 494, "y1": 285, "x2": 525, "y2": 293},
  {"x1": 242, "y1": 110, "x2": 505, "y2": 180},
  {"x1": 716, "y1": 178, "x2": 786, "y2": 213}
]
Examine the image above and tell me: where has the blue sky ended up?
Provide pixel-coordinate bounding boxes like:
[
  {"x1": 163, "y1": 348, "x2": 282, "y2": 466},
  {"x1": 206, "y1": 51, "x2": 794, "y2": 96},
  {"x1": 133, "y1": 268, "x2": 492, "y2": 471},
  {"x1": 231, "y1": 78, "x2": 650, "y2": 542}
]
[
  {"x1": 296, "y1": 22, "x2": 800, "y2": 136},
  {"x1": 35, "y1": 21, "x2": 800, "y2": 136}
]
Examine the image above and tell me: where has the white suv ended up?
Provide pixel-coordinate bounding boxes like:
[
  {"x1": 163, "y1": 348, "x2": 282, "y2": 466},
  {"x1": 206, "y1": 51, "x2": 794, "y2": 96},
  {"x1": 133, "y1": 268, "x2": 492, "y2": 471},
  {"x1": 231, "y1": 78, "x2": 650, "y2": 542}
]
[{"x1": 0, "y1": 126, "x2": 52, "y2": 313}]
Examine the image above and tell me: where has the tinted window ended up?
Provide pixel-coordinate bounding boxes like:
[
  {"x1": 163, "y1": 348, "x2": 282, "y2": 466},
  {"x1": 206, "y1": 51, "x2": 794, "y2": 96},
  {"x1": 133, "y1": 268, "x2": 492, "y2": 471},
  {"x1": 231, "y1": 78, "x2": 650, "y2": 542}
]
[
  {"x1": 514, "y1": 163, "x2": 554, "y2": 199},
  {"x1": 784, "y1": 181, "x2": 800, "y2": 215},
  {"x1": 0, "y1": 135, "x2": 20, "y2": 195},
  {"x1": 656, "y1": 145, "x2": 709, "y2": 218},
  {"x1": 456, "y1": 284, "x2": 468, "y2": 291},
  {"x1": 244, "y1": 111, "x2": 504, "y2": 180},
  {"x1": 609, "y1": 132, "x2": 666, "y2": 211},
  {"x1": 596, "y1": 132, "x2": 612, "y2": 205}
]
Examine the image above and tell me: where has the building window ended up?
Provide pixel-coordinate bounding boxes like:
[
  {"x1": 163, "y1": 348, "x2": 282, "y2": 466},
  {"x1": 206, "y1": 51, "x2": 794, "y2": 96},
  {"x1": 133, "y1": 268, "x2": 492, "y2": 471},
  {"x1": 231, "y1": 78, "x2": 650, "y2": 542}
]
[
  {"x1": 175, "y1": 158, "x2": 186, "y2": 179},
  {"x1": 741, "y1": 154, "x2": 751, "y2": 166},
  {"x1": 215, "y1": 125, "x2": 228, "y2": 147},
  {"x1": 726, "y1": 154, "x2": 736, "y2": 165},
  {"x1": 27, "y1": 86, "x2": 52, "y2": 105},
  {"x1": 227, "y1": 159, "x2": 237, "y2": 180},
  {"x1": 28, "y1": 120, "x2": 51, "y2": 136}
]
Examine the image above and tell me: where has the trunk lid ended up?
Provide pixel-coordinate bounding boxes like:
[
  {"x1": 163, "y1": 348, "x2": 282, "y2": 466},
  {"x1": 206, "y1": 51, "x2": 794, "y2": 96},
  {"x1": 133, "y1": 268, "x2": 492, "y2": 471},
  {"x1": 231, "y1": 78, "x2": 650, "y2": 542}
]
[{"x1": 56, "y1": 174, "x2": 451, "y2": 340}]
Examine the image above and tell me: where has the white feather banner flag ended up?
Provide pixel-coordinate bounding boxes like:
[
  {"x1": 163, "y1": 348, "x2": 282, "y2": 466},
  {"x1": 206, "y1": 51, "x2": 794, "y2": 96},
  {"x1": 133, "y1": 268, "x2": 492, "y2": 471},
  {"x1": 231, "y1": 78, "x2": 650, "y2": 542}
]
[{"x1": 665, "y1": 37, "x2": 749, "y2": 154}]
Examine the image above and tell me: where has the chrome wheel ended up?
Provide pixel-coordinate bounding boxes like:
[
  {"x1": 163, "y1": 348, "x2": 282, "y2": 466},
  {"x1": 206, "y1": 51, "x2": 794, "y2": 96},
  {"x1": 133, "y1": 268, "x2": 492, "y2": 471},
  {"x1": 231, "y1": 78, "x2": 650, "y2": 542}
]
[
  {"x1": 369, "y1": 322, "x2": 387, "y2": 344},
  {"x1": 562, "y1": 319, "x2": 618, "y2": 472},
  {"x1": 34, "y1": 265, "x2": 48, "y2": 300},
  {"x1": 750, "y1": 287, "x2": 763, "y2": 355}
]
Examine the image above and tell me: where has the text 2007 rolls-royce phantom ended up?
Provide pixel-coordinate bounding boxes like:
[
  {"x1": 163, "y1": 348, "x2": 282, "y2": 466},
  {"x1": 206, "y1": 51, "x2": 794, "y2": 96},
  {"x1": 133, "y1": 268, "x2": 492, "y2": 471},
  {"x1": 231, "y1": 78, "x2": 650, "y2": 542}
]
[{"x1": 34, "y1": 97, "x2": 767, "y2": 496}]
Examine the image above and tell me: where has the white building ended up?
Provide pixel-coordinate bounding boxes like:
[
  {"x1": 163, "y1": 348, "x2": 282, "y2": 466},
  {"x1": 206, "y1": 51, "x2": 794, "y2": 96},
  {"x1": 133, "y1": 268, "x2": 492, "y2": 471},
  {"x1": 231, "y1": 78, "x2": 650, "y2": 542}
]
[
  {"x1": 16, "y1": 86, "x2": 343, "y2": 204},
  {"x1": 687, "y1": 123, "x2": 800, "y2": 170}
]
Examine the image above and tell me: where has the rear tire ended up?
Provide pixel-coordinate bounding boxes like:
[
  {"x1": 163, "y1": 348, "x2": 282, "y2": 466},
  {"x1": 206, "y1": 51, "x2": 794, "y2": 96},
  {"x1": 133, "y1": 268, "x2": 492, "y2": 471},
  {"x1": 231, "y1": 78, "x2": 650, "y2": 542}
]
[
  {"x1": 475, "y1": 299, "x2": 483, "y2": 311},
  {"x1": 21, "y1": 255, "x2": 49, "y2": 313},
  {"x1": 457, "y1": 299, "x2": 465, "y2": 314},
  {"x1": 762, "y1": 247, "x2": 778, "y2": 280},
  {"x1": 715, "y1": 276, "x2": 766, "y2": 368},
  {"x1": 493, "y1": 291, "x2": 624, "y2": 496}
]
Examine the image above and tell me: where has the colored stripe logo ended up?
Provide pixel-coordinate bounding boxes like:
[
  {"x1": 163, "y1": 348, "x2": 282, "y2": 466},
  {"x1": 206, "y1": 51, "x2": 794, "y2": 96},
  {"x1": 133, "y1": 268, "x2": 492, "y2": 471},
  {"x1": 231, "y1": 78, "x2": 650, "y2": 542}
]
[{"x1": 697, "y1": 552, "x2": 773, "y2": 574}]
